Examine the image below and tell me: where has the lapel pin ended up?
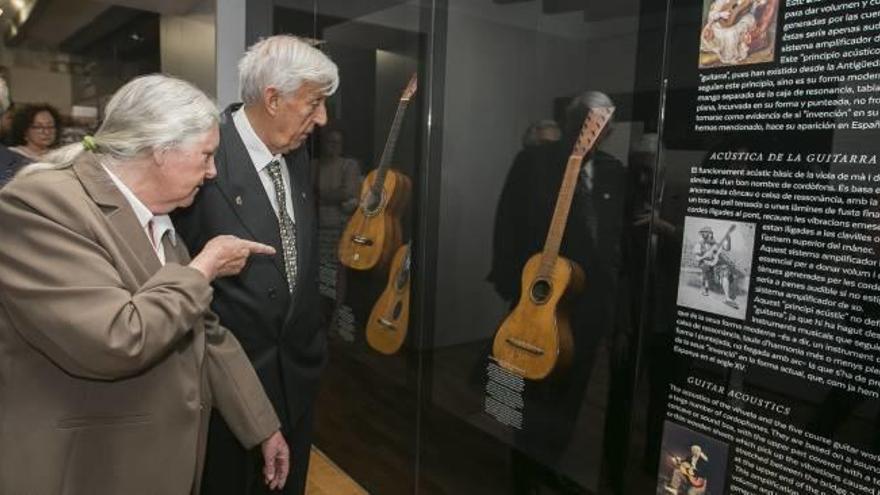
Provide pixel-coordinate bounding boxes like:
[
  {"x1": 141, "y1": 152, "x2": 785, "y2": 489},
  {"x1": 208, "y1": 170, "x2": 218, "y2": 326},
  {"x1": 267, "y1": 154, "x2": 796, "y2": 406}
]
[
  {"x1": 235, "y1": 195, "x2": 243, "y2": 206},
  {"x1": 301, "y1": 192, "x2": 306, "y2": 200}
]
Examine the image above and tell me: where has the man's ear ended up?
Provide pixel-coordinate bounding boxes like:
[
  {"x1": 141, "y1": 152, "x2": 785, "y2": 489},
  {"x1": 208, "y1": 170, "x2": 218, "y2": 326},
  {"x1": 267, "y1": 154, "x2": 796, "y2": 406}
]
[
  {"x1": 152, "y1": 147, "x2": 168, "y2": 167},
  {"x1": 263, "y1": 87, "x2": 281, "y2": 117}
]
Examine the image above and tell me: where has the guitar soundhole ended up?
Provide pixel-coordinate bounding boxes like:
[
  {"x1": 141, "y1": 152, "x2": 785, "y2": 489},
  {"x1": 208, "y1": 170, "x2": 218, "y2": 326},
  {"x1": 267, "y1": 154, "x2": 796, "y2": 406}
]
[
  {"x1": 362, "y1": 190, "x2": 383, "y2": 216},
  {"x1": 392, "y1": 301, "x2": 403, "y2": 319},
  {"x1": 530, "y1": 279, "x2": 552, "y2": 304}
]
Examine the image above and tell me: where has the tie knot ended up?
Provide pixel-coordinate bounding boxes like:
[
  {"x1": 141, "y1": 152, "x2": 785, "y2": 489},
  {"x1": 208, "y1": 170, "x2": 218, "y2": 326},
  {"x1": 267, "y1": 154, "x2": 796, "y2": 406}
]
[{"x1": 267, "y1": 160, "x2": 282, "y2": 175}]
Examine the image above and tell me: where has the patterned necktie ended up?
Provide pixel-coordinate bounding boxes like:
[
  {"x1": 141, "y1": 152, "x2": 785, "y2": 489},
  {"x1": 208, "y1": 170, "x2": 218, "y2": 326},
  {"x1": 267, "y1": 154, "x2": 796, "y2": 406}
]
[{"x1": 267, "y1": 160, "x2": 298, "y2": 292}]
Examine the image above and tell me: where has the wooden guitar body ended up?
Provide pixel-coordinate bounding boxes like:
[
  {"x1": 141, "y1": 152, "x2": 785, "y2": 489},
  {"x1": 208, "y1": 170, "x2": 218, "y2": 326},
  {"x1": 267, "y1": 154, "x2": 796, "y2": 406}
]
[
  {"x1": 489, "y1": 104, "x2": 614, "y2": 381},
  {"x1": 366, "y1": 244, "x2": 411, "y2": 355},
  {"x1": 338, "y1": 168, "x2": 411, "y2": 271},
  {"x1": 337, "y1": 73, "x2": 417, "y2": 272},
  {"x1": 492, "y1": 253, "x2": 584, "y2": 380}
]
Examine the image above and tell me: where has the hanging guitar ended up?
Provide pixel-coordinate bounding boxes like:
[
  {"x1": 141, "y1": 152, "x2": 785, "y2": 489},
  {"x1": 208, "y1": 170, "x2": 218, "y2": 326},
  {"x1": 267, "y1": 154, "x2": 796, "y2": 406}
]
[
  {"x1": 491, "y1": 105, "x2": 615, "y2": 380},
  {"x1": 338, "y1": 74, "x2": 416, "y2": 271},
  {"x1": 366, "y1": 243, "x2": 412, "y2": 355}
]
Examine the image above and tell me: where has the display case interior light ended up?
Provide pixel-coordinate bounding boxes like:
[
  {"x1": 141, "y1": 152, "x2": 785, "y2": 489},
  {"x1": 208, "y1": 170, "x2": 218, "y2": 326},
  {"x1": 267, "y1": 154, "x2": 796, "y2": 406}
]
[{"x1": 3, "y1": 0, "x2": 38, "y2": 41}]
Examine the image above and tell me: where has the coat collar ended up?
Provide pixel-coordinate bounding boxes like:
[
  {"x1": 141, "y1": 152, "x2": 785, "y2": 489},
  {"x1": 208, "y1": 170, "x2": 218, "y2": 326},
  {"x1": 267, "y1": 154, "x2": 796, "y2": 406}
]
[
  {"x1": 72, "y1": 153, "x2": 162, "y2": 275},
  {"x1": 73, "y1": 152, "x2": 128, "y2": 210}
]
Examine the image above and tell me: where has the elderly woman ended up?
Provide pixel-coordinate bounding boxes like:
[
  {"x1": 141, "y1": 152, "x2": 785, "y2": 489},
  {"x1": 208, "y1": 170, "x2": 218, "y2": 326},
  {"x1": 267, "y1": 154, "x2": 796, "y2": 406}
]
[
  {"x1": 9, "y1": 102, "x2": 62, "y2": 161},
  {"x1": 0, "y1": 75, "x2": 290, "y2": 494}
]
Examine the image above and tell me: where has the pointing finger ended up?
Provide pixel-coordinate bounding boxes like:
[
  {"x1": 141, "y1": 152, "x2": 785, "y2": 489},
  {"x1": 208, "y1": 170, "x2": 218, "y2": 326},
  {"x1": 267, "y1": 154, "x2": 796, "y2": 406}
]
[{"x1": 240, "y1": 240, "x2": 276, "y2": 256}]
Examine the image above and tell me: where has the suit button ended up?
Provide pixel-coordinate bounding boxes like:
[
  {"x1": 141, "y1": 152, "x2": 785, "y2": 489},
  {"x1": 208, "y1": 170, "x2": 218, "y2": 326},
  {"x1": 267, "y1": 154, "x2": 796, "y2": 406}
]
[{"x1": 268, "y1": 288, "x2": 277, "y2": 299}]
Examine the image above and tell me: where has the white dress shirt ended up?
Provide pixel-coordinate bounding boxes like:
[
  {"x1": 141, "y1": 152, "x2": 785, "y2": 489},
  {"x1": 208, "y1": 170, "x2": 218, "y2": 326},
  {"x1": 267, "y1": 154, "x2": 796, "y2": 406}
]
[
  {"x1": 232, "y1": 107, "x2": 296, "y2": 224},
  {"x1": 103, "y1": 165, "x2": 176, "y2": 265}
]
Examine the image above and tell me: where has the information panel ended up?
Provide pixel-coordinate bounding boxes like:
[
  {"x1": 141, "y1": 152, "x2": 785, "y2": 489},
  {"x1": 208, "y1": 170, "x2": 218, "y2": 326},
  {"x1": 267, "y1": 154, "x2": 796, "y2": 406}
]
[{"x1": 654, "y1": 1, "x2": 880, "y2": 493}]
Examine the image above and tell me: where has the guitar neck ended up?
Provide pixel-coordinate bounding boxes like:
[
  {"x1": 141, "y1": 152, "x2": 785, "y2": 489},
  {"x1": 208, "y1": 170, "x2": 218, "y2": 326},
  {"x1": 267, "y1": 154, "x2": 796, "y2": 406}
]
[
  {"x1": 395, "y1": 246, "x2": 412, "y2": 290},
  {"x1": 538, "y1": 155, "x2": 585, "y2": 276},
  {"x1": 534, "y1": 106, "x2": 614, "y2": 278},
  {"x1": 371, "y1": 99, "x2": 410, "y2": 195}
]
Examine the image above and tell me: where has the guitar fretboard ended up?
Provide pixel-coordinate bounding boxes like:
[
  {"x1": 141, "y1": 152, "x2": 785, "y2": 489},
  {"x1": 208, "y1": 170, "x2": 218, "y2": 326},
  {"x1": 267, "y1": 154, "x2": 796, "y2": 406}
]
[
  {"x1": 370, "y1": 99, "x2": 411, "y2": 198},
  {"x1": 537, "y1": 108, "x2": 613, "y2": 279}
]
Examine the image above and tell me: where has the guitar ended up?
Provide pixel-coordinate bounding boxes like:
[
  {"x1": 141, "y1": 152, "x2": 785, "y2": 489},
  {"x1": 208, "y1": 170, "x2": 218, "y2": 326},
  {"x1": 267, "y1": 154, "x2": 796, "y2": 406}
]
[
  {"x1": 718, "y1": 0, "x2": 753, "y2": 28},
  {"x1": 697, "y1": 224, "x2": 735, "y2": 267},
  {"x1": 366, "y1": 243, "x2": 412, "y2": 355},
  {"x1": 678, "y1": 462, "x2": 706, "y2": 489},
  {"x1": 491, "y1": 105, "x2": 615, "y2": 380},
  {"x1": 338, "y1": 74, "x2": 416, "y2": 271},
  {"x1": 671, "y1": 457, "x2": 706, "y2": 489}
]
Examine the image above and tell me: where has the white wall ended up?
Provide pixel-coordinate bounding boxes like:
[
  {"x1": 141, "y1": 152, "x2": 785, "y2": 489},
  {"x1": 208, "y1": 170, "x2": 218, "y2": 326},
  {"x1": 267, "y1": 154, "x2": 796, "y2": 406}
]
[
  {"x1": 0, "y1": 47, "x2": 73, "y2": 114},
  {"x1": 215, "y1": 0, "x2": 246, "y2": 108},
  {"x1": 160, "y1": 0, "x2": 216, "y2": 98}
]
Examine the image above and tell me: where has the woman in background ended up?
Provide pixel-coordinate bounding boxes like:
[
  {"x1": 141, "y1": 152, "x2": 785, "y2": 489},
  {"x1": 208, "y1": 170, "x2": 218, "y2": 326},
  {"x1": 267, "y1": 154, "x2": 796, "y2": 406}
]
[{"x1": 9, "y1": 103, "x2": 62, "y2": 161}]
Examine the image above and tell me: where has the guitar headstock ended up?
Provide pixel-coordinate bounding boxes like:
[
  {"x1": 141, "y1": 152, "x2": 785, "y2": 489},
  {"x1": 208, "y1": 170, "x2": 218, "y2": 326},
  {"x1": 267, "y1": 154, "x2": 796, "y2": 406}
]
[
  {"x1": 401, "y1": 73, "x2": 418, "y2": 102},
  {"x1": 571, "y1": 106, "x2": 615, "y2": 160}
]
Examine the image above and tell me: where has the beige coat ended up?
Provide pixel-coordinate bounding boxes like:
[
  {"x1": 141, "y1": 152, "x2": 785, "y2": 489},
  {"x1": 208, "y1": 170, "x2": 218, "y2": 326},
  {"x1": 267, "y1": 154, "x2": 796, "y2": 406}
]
[{"x1": 0, "y1": 156, "x2": 280, "y2": 495}]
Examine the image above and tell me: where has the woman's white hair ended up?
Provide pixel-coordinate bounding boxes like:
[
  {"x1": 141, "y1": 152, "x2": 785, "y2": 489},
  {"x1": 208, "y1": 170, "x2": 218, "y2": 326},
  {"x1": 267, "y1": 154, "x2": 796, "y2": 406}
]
[
  {"x1": 239, "y1": 35, "x2": 339, "y2": 105},
  {"x1": 17, "y1": 74, "x2": 218, "y2": 177}
]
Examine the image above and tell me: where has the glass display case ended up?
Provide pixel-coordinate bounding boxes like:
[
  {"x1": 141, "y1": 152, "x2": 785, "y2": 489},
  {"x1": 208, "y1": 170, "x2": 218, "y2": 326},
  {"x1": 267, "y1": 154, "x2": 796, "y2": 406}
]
[{"x1": 267, "y1": 0, "x2": 880, "y2": 493}]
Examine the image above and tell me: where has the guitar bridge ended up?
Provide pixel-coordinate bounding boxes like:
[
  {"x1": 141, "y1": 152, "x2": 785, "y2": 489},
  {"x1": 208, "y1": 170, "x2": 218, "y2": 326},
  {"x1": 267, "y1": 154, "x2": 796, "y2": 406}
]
[
  {"x1": 378, "y1": 317, "x2": 397, "y2": 330},
  {"x1": 505, "y1": 338, "x2": 545, "y2": 356},
  {"x1": 352, "y1": 235, "x2": 374, "y2": 246}
]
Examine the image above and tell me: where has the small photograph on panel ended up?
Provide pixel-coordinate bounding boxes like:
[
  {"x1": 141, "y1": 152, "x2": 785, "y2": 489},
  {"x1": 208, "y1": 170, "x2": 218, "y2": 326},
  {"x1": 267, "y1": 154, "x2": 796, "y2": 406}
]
[
  {"x1": 698, "y1": 0, "x2": 780, "y2": 68},
  {"x1": 656, "y1": 421, "x2": 729, "y2": 495},
  {"x1": 676, "y1": 216, "x2": 755, "y2": 320}
]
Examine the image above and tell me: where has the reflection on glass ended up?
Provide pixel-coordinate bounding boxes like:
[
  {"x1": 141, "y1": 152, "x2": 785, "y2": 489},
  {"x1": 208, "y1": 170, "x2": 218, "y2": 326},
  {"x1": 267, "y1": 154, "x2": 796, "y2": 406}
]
[{"x1": 312, "y1": 127, "x2": 362, "y2": 341}]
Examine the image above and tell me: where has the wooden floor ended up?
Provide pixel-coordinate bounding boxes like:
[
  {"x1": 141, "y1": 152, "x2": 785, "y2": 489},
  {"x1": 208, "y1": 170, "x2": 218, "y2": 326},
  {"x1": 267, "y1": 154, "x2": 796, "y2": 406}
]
[{"x1": 306, "y1": 448, "x2": 369, "y2": 495}]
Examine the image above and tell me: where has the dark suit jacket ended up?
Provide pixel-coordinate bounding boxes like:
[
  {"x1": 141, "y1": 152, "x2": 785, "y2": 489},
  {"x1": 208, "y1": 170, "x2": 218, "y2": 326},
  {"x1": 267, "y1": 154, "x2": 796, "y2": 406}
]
[
  {"x1": 0, "y1": 144, "x2": 27, "y2": 187},
  {"x1": 174, "y1": 105, "x2": 325, "y2": 428}
]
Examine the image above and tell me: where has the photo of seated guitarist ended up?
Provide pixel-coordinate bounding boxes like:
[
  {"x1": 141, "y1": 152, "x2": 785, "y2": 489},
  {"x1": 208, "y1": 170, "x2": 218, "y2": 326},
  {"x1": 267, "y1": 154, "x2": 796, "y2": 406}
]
[
  {"x1": 694, "y1": 225, "x2": 739, "y2": 310},
  {"x1": 665, "y1": 445, "x2": 708, "y2": 495}
]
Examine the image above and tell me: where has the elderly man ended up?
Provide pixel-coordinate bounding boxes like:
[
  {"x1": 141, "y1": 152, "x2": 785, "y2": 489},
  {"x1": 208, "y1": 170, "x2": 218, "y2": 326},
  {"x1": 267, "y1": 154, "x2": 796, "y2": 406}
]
[
  {"x1": 0, "y1": 78, "x2": 27, "y2": 187},
  {"x1": 0, "y1": 74, "x2": 290, "y2": 494},
  {"x1": 174, "y1": 35, "x2": 338, "y2": 494}
]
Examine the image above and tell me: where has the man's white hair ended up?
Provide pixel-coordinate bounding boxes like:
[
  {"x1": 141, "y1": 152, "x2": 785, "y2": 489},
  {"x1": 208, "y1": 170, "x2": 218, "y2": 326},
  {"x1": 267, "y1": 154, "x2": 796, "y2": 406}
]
[
  {"x1": 18, "y1": 74, "x2": 218, "y2": 177},
  {"x1": 239, "y1": 35, "x2": 339, "y2": 105}
]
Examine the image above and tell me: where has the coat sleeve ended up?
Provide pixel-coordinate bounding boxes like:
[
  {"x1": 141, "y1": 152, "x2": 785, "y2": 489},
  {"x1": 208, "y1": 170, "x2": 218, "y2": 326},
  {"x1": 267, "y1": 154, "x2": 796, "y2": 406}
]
[
  {"x1": 0, "y1": 188, "x2": 213, "y2": 380},
  {"x1": 203, "y1": 311, "x2": 280, "y2": 449}
]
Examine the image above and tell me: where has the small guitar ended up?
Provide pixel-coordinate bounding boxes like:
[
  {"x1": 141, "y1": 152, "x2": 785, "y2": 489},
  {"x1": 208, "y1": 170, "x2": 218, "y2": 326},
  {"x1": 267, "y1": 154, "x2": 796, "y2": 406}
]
[
  {"x1": 673, "y1": 458, "x2": 706, "y2": 489},
  {"x1": 491, "y1": 105, "x2": 615, "y2": 380},
  {"x1": 697, "y1": 224, "x2": 735, "y2": 267},
  {"x1": 366, "y1": 243, "x2": 412, "y2": 355},
  {"x1": 338, "y1": 74, "x2": 416, "y2": 271}
]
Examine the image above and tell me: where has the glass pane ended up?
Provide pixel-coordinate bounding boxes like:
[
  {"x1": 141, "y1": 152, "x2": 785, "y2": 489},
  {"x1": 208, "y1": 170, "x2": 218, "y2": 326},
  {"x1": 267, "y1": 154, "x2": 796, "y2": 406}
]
[
  {"x1": 273, "y1": 2, "x2": 428, "y2": 493},
  {"x1": 419, "y1": 0, "x2": 659, "y2": 493}
]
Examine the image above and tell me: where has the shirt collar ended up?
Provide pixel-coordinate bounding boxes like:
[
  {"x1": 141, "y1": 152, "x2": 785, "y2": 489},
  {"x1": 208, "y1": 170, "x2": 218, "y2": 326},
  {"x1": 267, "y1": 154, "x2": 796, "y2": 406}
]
[
  {"x1": 233, "y1": 106, "x2": 283, "y2": 171},
  {"x1": 102, "y1": 164, "x2": 176, "y2": 245}
]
